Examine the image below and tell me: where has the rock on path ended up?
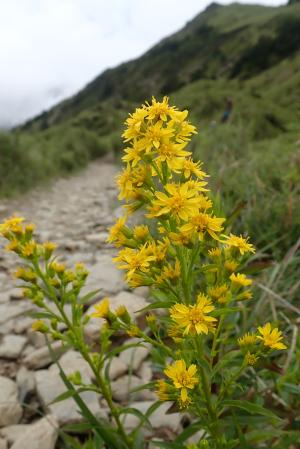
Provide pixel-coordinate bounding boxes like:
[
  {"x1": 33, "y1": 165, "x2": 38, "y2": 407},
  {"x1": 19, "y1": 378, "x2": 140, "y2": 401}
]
[{"x1": 0, "y1": 159, "x2": 185, "y2": 445}]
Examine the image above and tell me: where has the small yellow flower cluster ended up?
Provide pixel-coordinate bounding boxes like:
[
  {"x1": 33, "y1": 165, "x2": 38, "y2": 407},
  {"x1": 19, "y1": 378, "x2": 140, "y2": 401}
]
[
  {"x1": 109, "y1": 97, "x2": 254, "y2": 295},
  {"x1": 161, "y1": 359, "x2": 198, "y2": 408},
  {"x1": 238, "y1": 323, "x2": 287, "y2": 365},
  {"x1": 0, "y1": 216, "x2": 89, "y2": 331},
  {"x1": 108, "y1": 97, "x2": 287, "y2": 411}
]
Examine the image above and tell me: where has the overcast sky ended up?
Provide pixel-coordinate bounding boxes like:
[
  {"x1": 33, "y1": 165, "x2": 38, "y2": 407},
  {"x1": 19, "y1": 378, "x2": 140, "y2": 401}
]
[{"x1": 0, "y1": 0, "x2": 285, "y2": 127}]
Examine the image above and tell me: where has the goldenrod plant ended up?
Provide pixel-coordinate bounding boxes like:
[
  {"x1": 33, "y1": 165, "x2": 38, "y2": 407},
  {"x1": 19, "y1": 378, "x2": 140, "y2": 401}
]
[{"x1": 0, "y1": 98, "x2": 289, "y2": 449}]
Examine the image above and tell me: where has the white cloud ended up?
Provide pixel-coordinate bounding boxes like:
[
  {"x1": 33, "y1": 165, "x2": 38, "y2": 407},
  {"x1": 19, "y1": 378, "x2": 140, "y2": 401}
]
[{"x1": 0, "y1": 0, "x2": 285, "y2": 127}]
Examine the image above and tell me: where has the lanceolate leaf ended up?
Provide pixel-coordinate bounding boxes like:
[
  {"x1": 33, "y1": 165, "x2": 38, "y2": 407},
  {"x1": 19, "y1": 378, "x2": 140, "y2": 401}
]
[{"x1": 221, "y1": 399, "x2": 280, "y2": 421}]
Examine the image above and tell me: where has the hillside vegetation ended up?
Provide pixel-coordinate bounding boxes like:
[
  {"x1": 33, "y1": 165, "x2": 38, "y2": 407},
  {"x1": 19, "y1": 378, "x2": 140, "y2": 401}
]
[{"x1": 1, "y1": 2, "x2": 300, "y2": 258}]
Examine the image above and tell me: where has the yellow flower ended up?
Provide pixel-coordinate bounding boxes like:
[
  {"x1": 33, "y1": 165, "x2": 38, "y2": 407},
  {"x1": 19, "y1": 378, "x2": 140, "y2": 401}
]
[
  {"x1": 164, "y1": 360, "x2": 198, "y2": 403},
  {"x1": 139, "y1": 121, "x2": 174, "y2": 153},
  {"x1": 178, "y1": 392, "x2": 192, "y2": 409},
  {"x1": 181, "y1": 158, "x2": 207, "y2": 179},
  {"x1": 236, "y1": 290, "x2": 253, "y2": 301},
  {"x1": 156, "y1": 259, "x2": 181, "y2": 284},
  {"x1": 127, "y1": 325, "x2": 141, "y2": 337},
  {"x1": 0, "y1": 216, "x2": 24, "y2": 236},
  {"x1": 116, "y1": 165, "x2": 134, "y2": 201},
  {"x1": 155, "y1": 141, "x2": 190, "y2": 168},
  {"x1": 31, "y1": 320, "x2": 48, "y2": 333},
  {"x1": 230, "y1": 273, "x2": 252, "y2": 287},
  {"x1": 5, "y1": 239, "x2": 19, "y2": 253},
  {"x1": 156, "y1": 380, "x2": 171, "y2": 401},
  {"x1": 245, "y1": 352, "x2": 259, "y2": 366},
  {"x1": 208, "y1": 248, "x2": 222, "y2": 258},
  {"x1": 122, "y1": 106, "x2": 148, "y2": 141},
  {"x1": 224, "y1": 234, "x2": 255, "y2": 255},
  {"x1": 180, "y1": 213, "x2": 225, "y2": 241},
  {"x1": 108, "y1": 216, "x2": 127, "y2": 245},
  {"x1": 152, "y1": 183, "x2": 199, "y2": 221},
  {"x1": 43, "y1": 241, "x2": 57, "y2": 257},
  {"x1": 114, "y1": 244, "x2": 155, "y2": 280},
  {"x1": 91, "y1": 298, "x2": 110, "y2": 319},
  {"x1": 257, "y1": 323, "x2": 287, "y2": 350},
  {"x1": 122, "y1": 144, "x2": 144, "y2": 167},
  {"x1": 146, "y1": 96, "x2": 173, "y2": 122},
  {"x1": 50, "y1": 262, "x2": 66, "y2": 274},
  {"x1": 209, "y1": 284, "x2": 229, "y2": 304},
  {"x1": 133, "y1": 225, "x2": 149, "y2": 241},
  {"x1": 25, "y1": 223, "x2": 36, "y2": 233},
  {"x1": 185, "y1": 179, "x2": 209, "y2": 193},
  {"x1": 22, "y1": 241, "x2": 37, "y2": 258},
  {"x1": 224, "y1": 259, "x2": 238, "y2": 272},
  {"x1": 15, "y1": 267, "x2": 37, "y2": 282},
  {"x1": 238, "y1": 333, "x2": 257, "y2": 347},
  {"x1": 170, "y1": 294, "x2": 217, "y2": 335},
  {"x1": 169, "y1": 230, "x2": 192, "y2": 246},
  {"x1": 172, "y1": 118, "x2": 197, "y2": 142},
  {"x1": 148, "y1": 239, "x2": 169, "y2": 262}
]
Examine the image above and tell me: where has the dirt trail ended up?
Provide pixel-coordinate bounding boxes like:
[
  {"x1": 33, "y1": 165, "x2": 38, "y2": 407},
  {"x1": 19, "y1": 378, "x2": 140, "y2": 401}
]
[{"x1": 0, "y1": 159, "x2": 119, "y2": 291}]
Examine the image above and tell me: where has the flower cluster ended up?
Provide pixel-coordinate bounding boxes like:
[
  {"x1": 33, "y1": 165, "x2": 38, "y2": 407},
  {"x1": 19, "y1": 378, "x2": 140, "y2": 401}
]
[
  {"x1": 109, "y1": 96, "x2": 287, "y2": 411},
  {"x1": 0, "y1": 98, "x2": 288, "y2": 448}
]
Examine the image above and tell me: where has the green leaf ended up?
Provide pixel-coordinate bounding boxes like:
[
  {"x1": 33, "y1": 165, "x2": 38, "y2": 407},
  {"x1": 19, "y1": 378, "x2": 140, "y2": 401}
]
[
  {"x1": 175, "y1": 420, "x2": 204, "y2": 443},
  {"x1": 221, "y1": 399, "x2": 280, "y2": 421},
  {"x1": 212, "y1": 307, "x2": 240, "y2": 317},
  {"x1": 152, "y1": 442, "x2": 183, "y2": 449},
  {"x1": 50, "y1": 389, "x2": 78, "y2": 404},
  {"x1": 79, "y1": 289, "x2": 102, "y2": 304},
  {"x1": 118, "y1": 407, "x2": 152, "y2": 429},
  {"x1": 62, "y1": 421, "x2": 93, "y2": 433},
  {"x1": 29, "y1": 311, "x2": 57, "y2": 320},
  {"x1": 280, "y1": 382, "x2": 300, "y2": 395},
  {"x1": 136, "y1": 300, "x2": 174, "y2": 313}
]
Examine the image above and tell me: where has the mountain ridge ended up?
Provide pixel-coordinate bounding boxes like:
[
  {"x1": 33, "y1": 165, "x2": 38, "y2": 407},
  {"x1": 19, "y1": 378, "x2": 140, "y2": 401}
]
[{"x1": 21, "y1": 2, "x2": 300, "y2": 133}]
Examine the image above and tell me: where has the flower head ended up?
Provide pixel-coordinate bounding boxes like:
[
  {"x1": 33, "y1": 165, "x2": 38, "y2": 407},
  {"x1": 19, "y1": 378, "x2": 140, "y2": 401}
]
[
  {"x1": 245, "y1": 352, "x2": 259, "y2": 366},
  {"x1": 257, "y1": 323, "x2": 287, "y2": 350},
  {"x1": 170, "y1": 294, "x2": 216, "y2": 335},
  {"x1": 224, "y1": 234, "x2": 255, "y2": 255},
  {"x1": 238, "y1": 332, "x2": 257, "y2": 347},
  {"x1": 164, "y1": 360, "x2": 198, "y2": 403},
  {"x1": 91, "y1": 298, "x2": 110, "y2": 319},
  {"x1": 230, "y1": 273, "x2": 252, "y2": 287}
]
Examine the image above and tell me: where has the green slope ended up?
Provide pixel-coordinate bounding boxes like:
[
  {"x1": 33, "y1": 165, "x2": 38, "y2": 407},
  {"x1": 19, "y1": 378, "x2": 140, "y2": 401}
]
[
  {"x1": 21, "y1": 2, "x2": 300, "y2": 132},
  {"x1": 1, "y1": 2, "x2": 300, "y2": 256}
]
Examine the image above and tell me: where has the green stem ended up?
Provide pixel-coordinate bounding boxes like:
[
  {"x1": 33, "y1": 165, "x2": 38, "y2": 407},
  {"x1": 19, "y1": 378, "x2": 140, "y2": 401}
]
[
  {"x1": 195, "y1": 337, "x2": 222, "y2": 449},
  {"x1": 210, "y1": 315, "x2": 225, "y2": 368}
]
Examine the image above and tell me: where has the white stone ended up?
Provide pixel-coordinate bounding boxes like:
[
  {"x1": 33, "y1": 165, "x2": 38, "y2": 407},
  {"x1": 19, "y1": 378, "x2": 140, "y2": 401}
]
[
  {"x1": 50, "y1": 350, "x2": 94, "y2": 382},
  {"x1": 111, "y1": 375, "x2": 155, "y2": 403},
  {"x1": 0, "y1": 335, "x2": 27, "y2": 359},
  {"x1": 84, "y1": 291, "x2": 148, "y2": 342},
  {"x1": 119, "y1": 338, "x2": 150, "y2": 371},
  {"x1": 106, "y1": 357, "x2": 128, "y2": 381},
  {"x1": 16, "y1": 366, "x2": 36, "y2": 401},
  {"x1": 81, "y1": 254, "x2": 126, "y2": 298},
  {"x1": 23, "y1": 341, "x2": 65, "y2": 369},
  {"x1": 0, "y1": 425, "x2": 28, "y2": 445},
  {"x1": 139, "y1": 361, "x2": 153, "y2": 383},
  {"x1": 35, "y1": 351, "x2": 106, "y2": 425},
  {"x1": 0, "y1": 438, "x2": 7, "y2": 449},
  {"x1": 10, "y1": 416, "x2": 58, "y2": 449},
  {"x1": 0, "y1": 376, "x2": 22, "y2": 426},
  {"x1": 0, "y1": 303, "x2": 35, "y2": 325}
]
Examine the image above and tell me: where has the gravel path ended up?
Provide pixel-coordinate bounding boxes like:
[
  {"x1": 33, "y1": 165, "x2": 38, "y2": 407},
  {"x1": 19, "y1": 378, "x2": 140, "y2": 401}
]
[{"x1": 0, "y1": 159, "x2": 187, "y2": 448}]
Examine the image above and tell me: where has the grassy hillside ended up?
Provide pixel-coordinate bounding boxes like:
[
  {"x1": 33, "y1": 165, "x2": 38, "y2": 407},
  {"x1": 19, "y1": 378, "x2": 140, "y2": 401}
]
[{"x1": 1, "y1": 2, "x2": 300, "y2": 258}]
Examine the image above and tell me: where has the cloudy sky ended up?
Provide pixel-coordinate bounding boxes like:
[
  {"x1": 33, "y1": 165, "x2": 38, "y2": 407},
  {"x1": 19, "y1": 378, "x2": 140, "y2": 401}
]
[{"x1": 0, "y1": 0, "x2": 285, "y2": 127}]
